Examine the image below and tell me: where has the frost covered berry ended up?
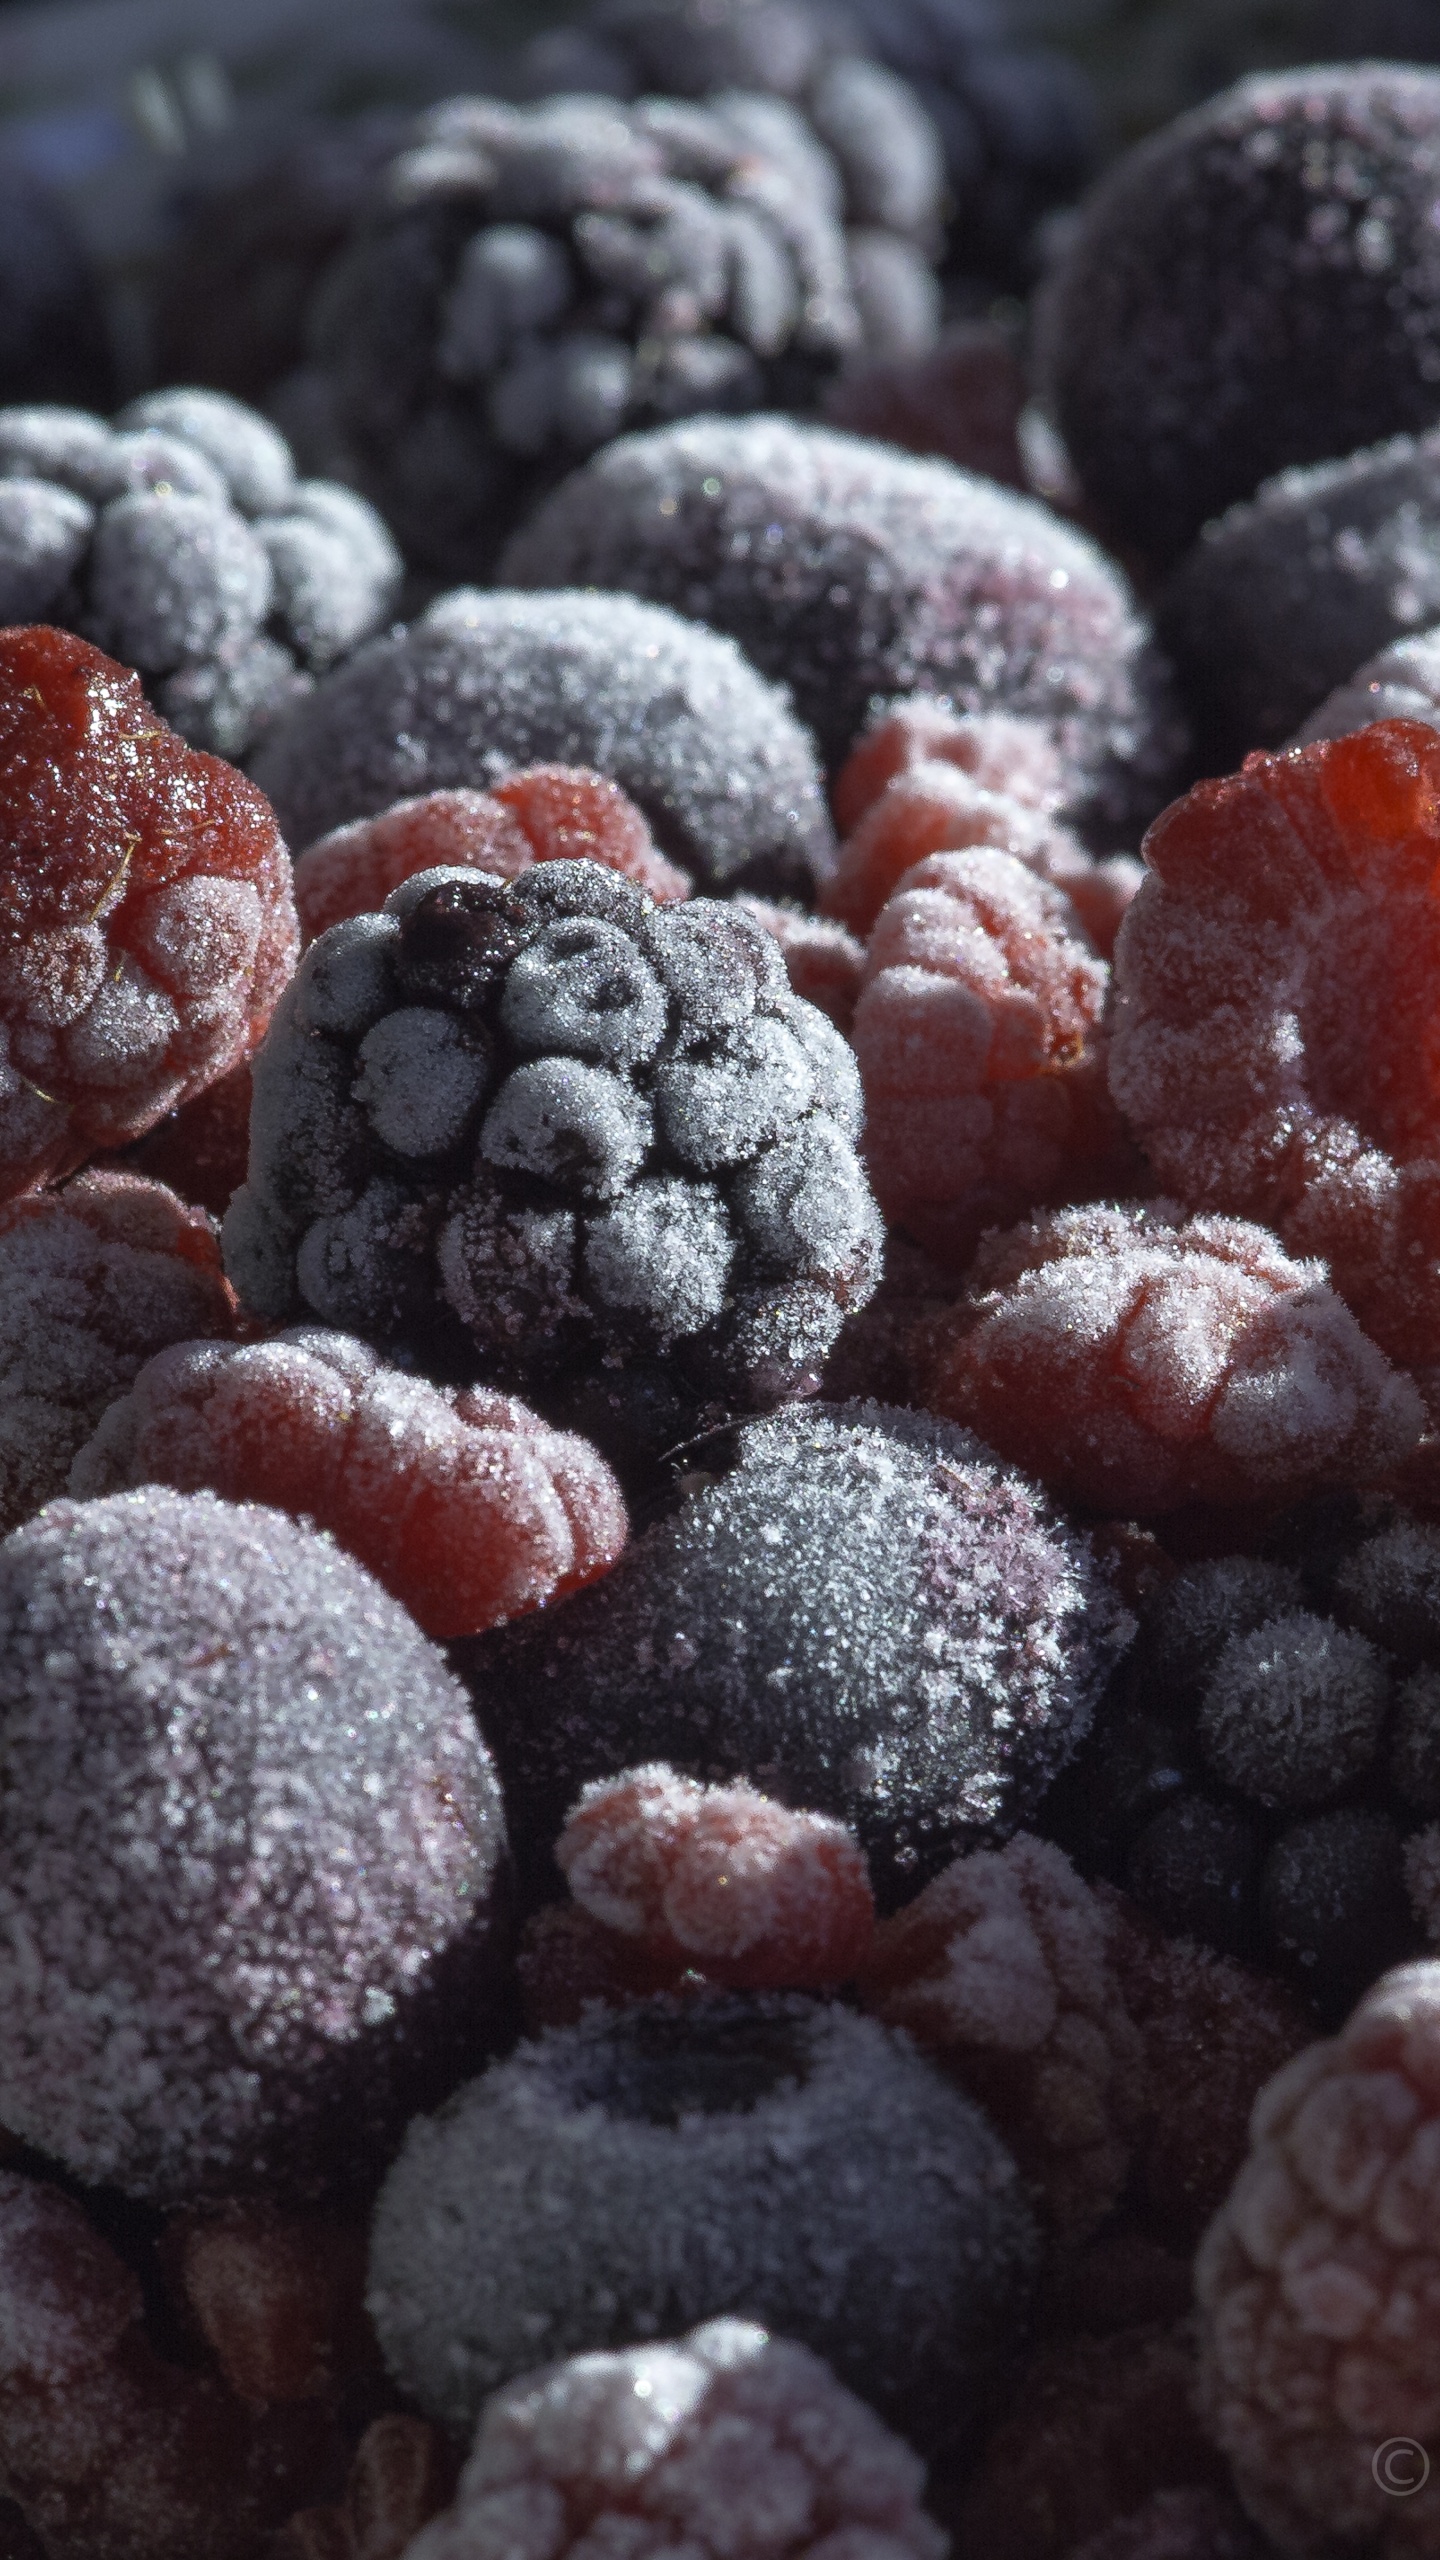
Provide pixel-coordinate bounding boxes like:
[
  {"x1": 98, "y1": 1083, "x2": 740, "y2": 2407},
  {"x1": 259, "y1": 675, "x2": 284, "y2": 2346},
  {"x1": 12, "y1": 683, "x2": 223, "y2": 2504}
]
[
  {"x1": 0, "y1": 624, "x2": 298, "y2": 1195},
  {"x1": 367, "y1": 1991, "x2": 1038, "y2": 2455},
  {"x1": 556, "y1": 1764, "x2": 874, "y2": 1992},
  {"x1": 225, "y1": 861, "x2": 879, "y2": 1451},
  {"x1": 1295, "y1": 627, "x2": 1440, "y2": 751},
  {"x1": 852, "y1": 847, "x2": 1128, "y2": 1269},
  {"x1": 1109, "y1": 718, "x2": 1440, "y2": 1368},
  {"x1": 293, "y1": 767, "x2": 690, "y2": 943},
  {"x1": 859, "y1": 1833, "x2": 1146, "y2": 2246},
  {"x1": 402, "y1": 2318, "x2": 945, "y2": 2560},
  {"x1": 1039, "y1": 65, "x2": 1440, "y2": 564},
  {"x1": 0, "y1": 1169, "x2": 234, "y2": 1533},
  {"x1": 922, "y1": 1202, "x2": 1421, "y2": 1515},
  {"x1": 461, "y1": 1400, "x2": 1131, "y2": 1905},
  {"x1": 308, "y1": 88, "x2": 941, "y2": 577},
  {"x1": 500, "y1": 415, "x2": 1188, "y2": 843},
  {"x1": 1196, "y1": 1959, "x2": 1440, "y2": 2552},
  {"x1": 0, "y1": 1487, "x2": 509, "y2": 2203},
  {"x1": 253, "y1": 588, "x2": 834, "y2": 898},
  {"x1": 0, "y1": 389, "x2": 400, "y2": 760},
  {"x1": 69, "y1": 1327, "x2": 626, "y2": 1641}
]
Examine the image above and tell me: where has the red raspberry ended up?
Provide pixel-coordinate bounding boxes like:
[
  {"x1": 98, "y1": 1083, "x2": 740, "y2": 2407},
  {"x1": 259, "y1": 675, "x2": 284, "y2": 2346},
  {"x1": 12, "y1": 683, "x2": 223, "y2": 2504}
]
[
  {"x1": 1196, "y1": 1959, "x2": 1440, "y2": 2553},
  {"x1": 822, "y1": 326, "x2": 1030, "y2": 489},
  {"x1": 555, "y1": 1764, "x2": 875, "y2": 1993},
  {"x1": 292, "y1": 768, "x2": 690, "y2": 943},
  {"x1": 851, "y1": 847, "x2": 1129, "y2": 1268},
  {"x1": 922, "y1": 1201, "x2": 1423, "y2": 1514},
  {"x1": 0, "y1": 1168, "x2": 234, "y2": 1534},
  {"x1": 1110, "y1": 716, "x2": 1440, "y2": 1367},
  {"x1": 833, "y1": 702, "x2": 1066, "y2": 838},
  {"x1": 69, "y1": 1326, "x2": 627, "y2": 1640},
  {"x1": 0, "y1": 624, "x2": 296, "y2": 1197}
]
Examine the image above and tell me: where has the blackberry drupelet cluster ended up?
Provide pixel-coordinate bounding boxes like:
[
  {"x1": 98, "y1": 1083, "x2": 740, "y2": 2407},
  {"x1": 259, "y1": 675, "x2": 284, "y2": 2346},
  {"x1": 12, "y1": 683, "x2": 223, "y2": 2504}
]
[
  {"x1": 252, "y1": 588, "x2": 835, "y2": 899},
  {"x1": 1038, "y1": 65, "x2": 1440, "y2": 567},
  {"x1": 224, "y1": 859, "x2": 880, "y2": 1460},
  {"x1": 1042, "y1": 1524, "x2": 1440, "y2": 2022},
  {"x1": 0, "y1": 388, "x2": 400, "y2": 762},
  {"x1": 306, "y1": 86, "x2": 941, "y2": 578},
  {"x1": 460, "y1": 1399, "x2": 1132, "y2": 1906},
  {"x1": 501, "y1": 415, "x2": 1188, "y2": 843}
]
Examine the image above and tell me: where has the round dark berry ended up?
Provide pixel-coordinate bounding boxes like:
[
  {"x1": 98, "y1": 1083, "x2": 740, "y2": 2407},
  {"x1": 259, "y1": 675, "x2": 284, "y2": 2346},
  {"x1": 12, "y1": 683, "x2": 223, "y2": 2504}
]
[
  {"x1": 1125, "y1": 1795, "x2": 1268, "y2": 1964},
  {"x1": 366, "y1": 1990, "x2": 1039, "y2": 2458},
  {"x1": 1261, "y1": 1808, "x2": 1421, "y2": 2022}
]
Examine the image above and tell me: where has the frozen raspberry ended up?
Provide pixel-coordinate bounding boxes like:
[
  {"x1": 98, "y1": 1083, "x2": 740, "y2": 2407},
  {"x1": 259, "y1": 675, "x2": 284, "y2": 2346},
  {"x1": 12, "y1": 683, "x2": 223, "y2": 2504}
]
[
  {"x1": 460, "y1": 1399, "x2": 1132, "y2": 1906},
  {"x1": 273, "y1": 2416, "x2": 459, "y2": 2560},
  {"x1": 401, "y1": 2317, "x2": 946, "y2": 2560},
  {"x1": 859, "y1": 1833, "x2": 1146, "y2": 2245},
  {"x1": 825, "y1": 722, "x2": 1144, "y2": 957},
  {"x1": 500, "y1": 417, "x2": 1188, "y2": 843},
  {"x1": 110, "y1": 1055, "x2": 255, "y2": 1215},
  {"x1": 1294, "y1": 628, "x2": 1440, "y2": 750},
  {"x1": 253, "y1": 588, "x2": 834, "y2": 899},
  {"x1": 823, "y1": 324, "x2": 1030, "y2": 485},
  {"x1": 367, "y1": 1991, "x2": 1038, "y2": 2453},
  {"x1": 1102, "y1": 1897, "x2": 1312, "y2": 2243},
  {"x1": 1109, "y1": 718, "x2": 1440, "y2": 1369},
  {"x1": 1261, "y1": 1808, "x2": 1421, "y2": 2022},
  {"x1": 851, "y1": 846, "x2": 1129, "y2": 1269},
  {"x1": 0, "y1": 1487, "x2": 509, "y2": 2203},
  {"x1": 0, "y1": 625, "x2": 298, "y2": 1193},
  {"x1": 731, "y1": 894, "x2": 864, "y2": 1033},
  {"x1": 306, "y1": 87, "x2": 940, "y2": 578},
  {"x1": 1157, "y1": 431, "x2": 1440, "y2": 767},
  {"x1": 224, "y1": 863, "x2": 879, "y2": 1451},
  {"x1": 922, "y1": 1202, "x2": 1422, "y2": 1515},
  {"x1": 71, "y1": 1326, "x2": 627, "y2": 1640},
  {"x1": 1197, "y1": 1958, "x2": 1440, "y2": 2551},
  {"x1": 0, "y1": 394, "x2": 401, "y2": 760},
  {"x1": 1038, "y1": 66, "x2": 1440, "y2": 565},
  {"x1": 1062, "y1": 2487, "x2": 1269, "y2": 2560},
  {"x1": 294, "y1": 769, "x2": 691, "y2": 944},
  {"x1": 956, "y1": 2323, "x2": 1227, "y2": 2560},
  {"x1": 0, "y1": 1168, "x2": 233, "y2": 1534},
  {"x1": 556, "y1": 1764, "x2": 874, "y2": 1992}
]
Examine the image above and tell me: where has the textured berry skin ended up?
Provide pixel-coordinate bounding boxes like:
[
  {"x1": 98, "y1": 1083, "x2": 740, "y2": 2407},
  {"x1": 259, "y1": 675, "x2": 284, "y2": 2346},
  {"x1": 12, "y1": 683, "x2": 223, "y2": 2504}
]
[
  {"x1": 731, "y1": 894, "x2": 863, "y2": 1033},
  {"x1": 1157, "y1": 432, "x2": 1440, "y2": 767},
  {"x1": 1110, "y1": 719, "x2": 1440, "y2": 1369},
  {"x1": 555, "y1": 1764, "x2": 875, "y2": 1992},
  {"x1": 0, "y1": 1487, "x2": 510, "y2": 2204},
  {"x1": 852, "y1": 846, "x2": 1128, "y2": 1269},
  {"x1": 922, "y1": 1202, "x2": 1421, "y2": 1516},
  {"x1": 0, "y1": 393, "x2": 400, "y2": 760},
  {"x1": 69, "y1": 1327, "x2": 627, "y2": 1641},
  {"x1": 0, "y1": 625, "x2": 298, "y2": 1195},
  {"x1": 402, "y1": 2317, "x2": 946, "y2": 2560},
  {"x1": 1039, "y1": 65, "x2": 1440, "y2": 566},
  {"x1": 0, "y1": 1169, "x2": 234, "y2": 1534},
  {"x1": 367, "y1": 1991, "x2": 1039, "y2": 2456},
  {"x1": 225, "y1": 861, "x2": 879, "y2": 1443},
  {"x1": 1197, "y1": 1960, "x2": 1440, "y2": 2553},
  {"x1": 293, "y1": 769, "x2": 690, "y2": 944},
  {"x1": 500, "y1": 416, "x2": 1189, "y2": 844},
  {"x1": 459, "y1": 1399, "x2": 1132, "y2": 1907},
  {"x1": 1294, "y1": 628, "x2": 1440, "y2": 752},
  {"x1": 308, "y1": 87, "x2": 940, "y2": 577},
  {"x1": 860, "y1": 1834, "x2": 1147, "y2": 2246},
  {"x1": 253, "y1": 588, "x2": 835, "y2": 898}
]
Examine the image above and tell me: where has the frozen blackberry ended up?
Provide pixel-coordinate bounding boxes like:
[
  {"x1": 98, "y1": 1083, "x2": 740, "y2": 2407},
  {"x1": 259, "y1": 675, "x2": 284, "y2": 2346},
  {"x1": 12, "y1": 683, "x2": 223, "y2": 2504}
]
[
  {"x1": 1197, "y1": 1612, "x2": 1394, "y2": 1810},
  {"x1": 224, "y1": 862, "x2": 878, "y2": 1452},
  {"x1": 501, "y1": 416, "x2": 1187, "y2": 843},
  {"x1": 0, "y1": 169, "x2": 113, "y2": 413},
  {"x1": 404, "y1": 2317, "x2": 946, "y2": 2560},
  {"x1": 1293, "y1": 624, "x2": 1440, "y2": 748},
  {"x1": 1261, "y1": 1808, "x2": 1420, "y2": 2021},
  {"x1": 0, "y1": 390, "x2": 400, "y2": 763},
  {"x1": 306, "y1": 87, "x2": 941, "y2": 579},
  {"x1": 1334, "y1": 1512, "x2": 1440, "y2": 1666},
  {"x1": 458, "y1": 1399, "x2": 1132, "y2": 1906},
  {"x1": 1039, "y1": 65, "x2": 1440, "y2": 566},
  {"x1": 0, "y1": 625, "x2": 298, "y2": 1198},
  {"x1": 251, "y1": 588, "x2": 834, "y2": 898},
  {"x1": 0, "y1": 1487, "x2": 510, "y2": 2204},
  {"x1": 1157, "y1": 431, "x2": 1440, "y2": 764},
  {"x1": 367, "y1": 1991, "x2": 1039, "y2": 2457}
]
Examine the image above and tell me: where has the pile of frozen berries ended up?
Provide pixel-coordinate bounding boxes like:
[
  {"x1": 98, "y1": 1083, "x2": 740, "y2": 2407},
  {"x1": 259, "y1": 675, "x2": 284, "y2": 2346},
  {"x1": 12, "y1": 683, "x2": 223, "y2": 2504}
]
[{"x1": 16, "y1": 18, "x2": 1440, "y2": 2560}]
